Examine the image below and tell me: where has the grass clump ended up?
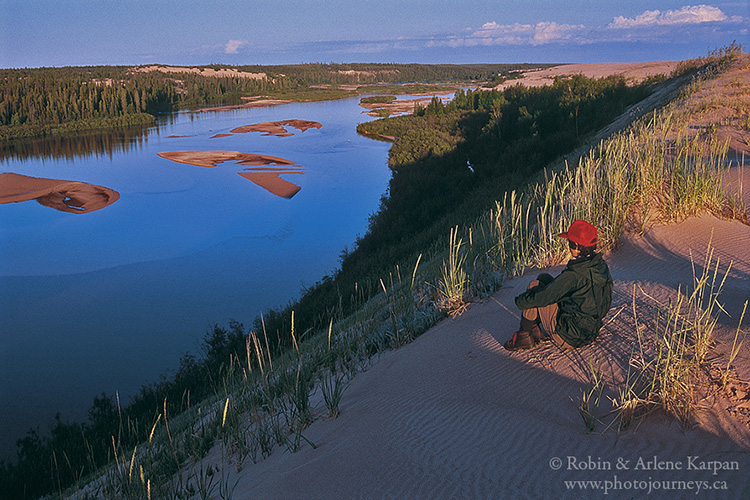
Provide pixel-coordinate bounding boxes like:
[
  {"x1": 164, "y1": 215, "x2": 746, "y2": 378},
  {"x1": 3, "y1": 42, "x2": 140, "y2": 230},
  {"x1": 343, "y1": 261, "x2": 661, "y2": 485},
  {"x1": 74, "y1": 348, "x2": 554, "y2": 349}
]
[{"x1": 599, "y1": 241, "x2": 745, "y2": 432}]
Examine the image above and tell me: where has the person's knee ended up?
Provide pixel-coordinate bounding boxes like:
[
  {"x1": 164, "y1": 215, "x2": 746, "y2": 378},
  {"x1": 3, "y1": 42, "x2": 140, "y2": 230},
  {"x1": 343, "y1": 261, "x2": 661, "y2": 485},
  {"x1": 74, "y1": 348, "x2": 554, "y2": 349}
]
[{"x1": 537, "y1": 273, "x2": 554, "y2": 286}]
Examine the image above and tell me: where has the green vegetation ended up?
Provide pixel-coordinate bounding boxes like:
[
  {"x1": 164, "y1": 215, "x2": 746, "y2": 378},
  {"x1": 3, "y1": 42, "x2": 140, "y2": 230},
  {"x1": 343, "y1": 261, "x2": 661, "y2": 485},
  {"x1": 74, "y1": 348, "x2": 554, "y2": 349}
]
[
  {"x1": 348, "y1": 75, "x2": 655, "y2": 282},
  {"x1": 1, "y1": 46, "x2": 746, "y2": 499},
  {"x1": 0, "y1": 62, "x2": 548, "y2": 142},
  {"x1": 360, "y1": 95, "x2": 397, "y2": 104}
]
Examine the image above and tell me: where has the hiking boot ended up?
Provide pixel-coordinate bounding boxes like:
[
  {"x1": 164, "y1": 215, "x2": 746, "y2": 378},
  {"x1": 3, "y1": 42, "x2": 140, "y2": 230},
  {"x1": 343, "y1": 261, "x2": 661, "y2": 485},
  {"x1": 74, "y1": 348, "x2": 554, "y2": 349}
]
[
  {"x1": 529, "y1": 324, "x2": 547, "y2": 343},
  {"x1": 503, "y1": 330, "x2": 535, "y2": 351}
]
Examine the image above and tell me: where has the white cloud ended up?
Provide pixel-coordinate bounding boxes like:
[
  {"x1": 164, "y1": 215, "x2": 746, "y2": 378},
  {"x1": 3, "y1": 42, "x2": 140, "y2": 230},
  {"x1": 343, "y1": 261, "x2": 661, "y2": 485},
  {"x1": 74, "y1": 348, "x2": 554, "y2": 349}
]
[
  {"x1": 225, "y1": 39, "x2": 248, "y2": 54},
  {"x1": 443, "y1": 20, "x2": 586, "y2": 47},
  {"x1": 609, "y1": 5, "x2": 728, "y2": 28},
  {"x1": 309, "y1": 5, "x2": 745, "y2": 58}
]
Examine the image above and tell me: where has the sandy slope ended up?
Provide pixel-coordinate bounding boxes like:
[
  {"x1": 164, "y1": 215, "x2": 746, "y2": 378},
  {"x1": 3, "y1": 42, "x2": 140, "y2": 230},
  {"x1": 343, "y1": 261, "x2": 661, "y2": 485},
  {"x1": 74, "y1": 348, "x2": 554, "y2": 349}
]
[
  {"x1": 200, "y1": 59, "x2": 750, "y2": 499},
  {"x1": 214, "y1": 206, "x2": 749, "y2": 499}
]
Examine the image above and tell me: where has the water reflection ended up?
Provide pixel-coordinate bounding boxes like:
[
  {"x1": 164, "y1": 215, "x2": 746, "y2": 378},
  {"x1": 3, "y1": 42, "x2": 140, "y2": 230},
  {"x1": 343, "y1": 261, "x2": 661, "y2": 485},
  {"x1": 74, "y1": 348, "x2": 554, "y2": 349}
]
[
  {"x1": 0, "y1": 115, "x2": 178, "y2": 163},
  {"x1": 157, "y1": 150, "x2": 305, "y2": 199},
  {"x1": 0, "y1": 172, "x2": 120, "y2": 213}
]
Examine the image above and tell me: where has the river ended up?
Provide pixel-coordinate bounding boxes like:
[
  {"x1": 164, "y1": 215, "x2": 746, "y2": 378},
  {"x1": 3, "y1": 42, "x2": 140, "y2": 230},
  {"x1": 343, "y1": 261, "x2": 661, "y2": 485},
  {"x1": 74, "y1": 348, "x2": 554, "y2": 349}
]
[{"x1": 0, "y1": 96, "x2": 394, "y2": 460}]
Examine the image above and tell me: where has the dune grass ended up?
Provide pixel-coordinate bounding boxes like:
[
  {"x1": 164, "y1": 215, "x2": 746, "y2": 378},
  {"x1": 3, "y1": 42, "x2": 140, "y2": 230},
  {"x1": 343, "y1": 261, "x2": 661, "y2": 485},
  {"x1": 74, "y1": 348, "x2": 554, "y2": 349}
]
[{"x1": 55, "y1": 49, "x2": 748, "y2": 498}]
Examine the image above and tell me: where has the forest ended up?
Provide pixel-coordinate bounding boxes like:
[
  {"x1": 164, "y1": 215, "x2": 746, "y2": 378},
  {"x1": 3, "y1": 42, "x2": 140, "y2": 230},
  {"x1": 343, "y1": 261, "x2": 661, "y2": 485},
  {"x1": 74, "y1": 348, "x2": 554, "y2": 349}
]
[
  {"x1": 344, "y1": 74, "x2": 658, "y2": 286},
  {"x1": 0, "y1": 68, "x2": 665, "y2": 498},
  {"x1": 0, "y1": 63, "x2": 549, "y2": 142}
]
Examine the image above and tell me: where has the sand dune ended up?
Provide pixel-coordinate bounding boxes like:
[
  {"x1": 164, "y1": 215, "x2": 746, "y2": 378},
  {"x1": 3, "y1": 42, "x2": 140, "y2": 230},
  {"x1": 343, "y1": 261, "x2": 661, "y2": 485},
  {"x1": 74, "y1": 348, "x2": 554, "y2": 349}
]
[
  {"x1": 208, "y1": 181, "x2": 750, "y2": 499},
  {"x1": 495, "y1": 61, "x2": 681, "y2": 91},
  {"x1": 0, "y1": 172, "x2": 120, "y2": 213},
  {"x1": 197, "y1": 59, "x2": 750, "y2": 499},
  {"x1": 131, "y1": 65, "x2": 267, "y2": 80}
]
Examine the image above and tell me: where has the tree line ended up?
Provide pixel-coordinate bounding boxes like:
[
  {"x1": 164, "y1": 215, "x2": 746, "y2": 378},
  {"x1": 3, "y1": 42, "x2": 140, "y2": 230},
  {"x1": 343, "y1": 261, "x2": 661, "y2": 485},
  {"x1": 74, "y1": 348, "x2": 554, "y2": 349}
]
[{"x1": 0, "y1": 63, "x2": 553, "y2": 142}]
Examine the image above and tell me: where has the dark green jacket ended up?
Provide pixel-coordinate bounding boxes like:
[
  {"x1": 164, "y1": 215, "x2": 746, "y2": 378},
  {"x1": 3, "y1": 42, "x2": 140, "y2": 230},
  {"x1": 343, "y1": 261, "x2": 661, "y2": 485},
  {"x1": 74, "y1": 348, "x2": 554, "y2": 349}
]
[{"x1": 515, "y1": 253, "x2": 613, "y2": 348}]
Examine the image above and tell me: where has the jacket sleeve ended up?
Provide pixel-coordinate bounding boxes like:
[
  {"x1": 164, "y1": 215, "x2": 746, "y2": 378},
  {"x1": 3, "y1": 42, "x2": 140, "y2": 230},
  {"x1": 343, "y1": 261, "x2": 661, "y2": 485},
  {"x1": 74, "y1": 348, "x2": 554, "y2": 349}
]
[{"x1": 515, "y1": 270, "x2": 579, "y2": 310}]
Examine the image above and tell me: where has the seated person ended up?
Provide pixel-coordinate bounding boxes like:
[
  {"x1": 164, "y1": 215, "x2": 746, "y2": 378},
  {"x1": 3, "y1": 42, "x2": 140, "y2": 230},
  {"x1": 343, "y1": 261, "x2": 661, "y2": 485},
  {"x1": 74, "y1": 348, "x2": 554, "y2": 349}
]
[{"x1": 504, "y1": 219, "x2": 613, "y2": 351}]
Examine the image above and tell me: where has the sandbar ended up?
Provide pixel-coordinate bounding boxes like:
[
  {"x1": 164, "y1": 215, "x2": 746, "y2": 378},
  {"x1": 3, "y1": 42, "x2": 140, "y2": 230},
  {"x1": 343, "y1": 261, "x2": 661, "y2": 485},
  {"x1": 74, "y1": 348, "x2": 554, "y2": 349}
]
[
  {"x1": 0, "y1": 172, "x2": 120, "y2": 213},
  {"x1": 196, "y1": 99, "x2": 293, "y2": 112},
  {"x1": 230, "y1": 120, "x2": 322, "y2": 137},
  {"x1": 157, "y1": 150, "x2": 305, "y2": 199},
  {"x1": 157, "y1": 151, "x2": 298, "y2": 168},
  {"x1": 359, "y1": 95, "x2": 452, "y2": 117},
  {"x1": 238, "y1": 170, "x2": 302, "y2": 199}
]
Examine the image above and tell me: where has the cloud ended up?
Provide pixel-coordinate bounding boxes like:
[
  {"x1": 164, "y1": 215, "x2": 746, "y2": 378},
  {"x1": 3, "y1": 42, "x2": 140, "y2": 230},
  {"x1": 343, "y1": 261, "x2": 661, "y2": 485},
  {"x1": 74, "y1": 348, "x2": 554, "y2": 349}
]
[
  {"x1": 435, "y1": 5, "x2": 745, "y2": 49},
  {"x1": 283, "y1": 4, "x2": 746, "y2": 61},
  {"x1": 225, "y1": 39, "x2": 248, "y2": 54},
  {"x1": 438, "y1": 21, "x2": 586, "y2": 48},
  {"x1": 609, "y1": 5, "x2": 729, "y2": 28}
]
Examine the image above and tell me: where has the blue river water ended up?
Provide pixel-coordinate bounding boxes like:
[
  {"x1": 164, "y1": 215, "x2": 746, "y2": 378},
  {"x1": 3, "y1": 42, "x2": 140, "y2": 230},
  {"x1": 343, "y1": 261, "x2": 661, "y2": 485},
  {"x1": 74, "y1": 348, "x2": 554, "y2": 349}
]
[{"x1": 0, "y1": 97, "x2": 394, "y2": 459}]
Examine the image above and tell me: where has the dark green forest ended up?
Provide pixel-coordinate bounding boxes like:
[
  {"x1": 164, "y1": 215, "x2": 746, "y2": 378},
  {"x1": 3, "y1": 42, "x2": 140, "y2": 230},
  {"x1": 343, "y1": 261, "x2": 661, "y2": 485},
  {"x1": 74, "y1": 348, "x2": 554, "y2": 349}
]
[
  {"x1": 0, "y1": 63, "x2": 550, "y2": 142},
  {"x1": 0, "y1": 68, "x2": 665, "y2": 499}
]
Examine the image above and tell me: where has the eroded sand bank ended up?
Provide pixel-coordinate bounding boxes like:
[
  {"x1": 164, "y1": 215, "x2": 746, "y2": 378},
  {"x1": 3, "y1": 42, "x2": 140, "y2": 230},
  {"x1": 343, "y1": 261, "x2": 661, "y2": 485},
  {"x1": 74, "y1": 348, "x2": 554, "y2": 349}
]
[{"x1": 0, "y1": 173, "x2": 120, "y2": 213}]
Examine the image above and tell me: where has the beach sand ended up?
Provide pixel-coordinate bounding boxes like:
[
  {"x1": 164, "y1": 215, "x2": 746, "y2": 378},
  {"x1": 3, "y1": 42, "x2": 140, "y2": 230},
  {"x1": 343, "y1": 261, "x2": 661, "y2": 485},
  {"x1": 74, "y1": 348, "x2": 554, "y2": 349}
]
[{"x1": 0, "y1": 173, "x2": 120, "y2": 213}]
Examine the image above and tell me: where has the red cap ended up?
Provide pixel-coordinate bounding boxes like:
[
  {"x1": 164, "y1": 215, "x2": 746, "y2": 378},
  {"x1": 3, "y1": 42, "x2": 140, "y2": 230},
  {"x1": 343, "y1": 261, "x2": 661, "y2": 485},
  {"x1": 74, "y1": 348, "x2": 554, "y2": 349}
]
[{"x1": 559, "y1": 220, "x2": 598, "y2": 246}]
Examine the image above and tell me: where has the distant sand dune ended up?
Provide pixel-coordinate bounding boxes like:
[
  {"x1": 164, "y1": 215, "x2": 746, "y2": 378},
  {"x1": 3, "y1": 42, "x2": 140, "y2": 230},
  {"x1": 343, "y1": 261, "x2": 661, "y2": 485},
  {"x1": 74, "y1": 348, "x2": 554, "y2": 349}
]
[
  {"x1": 131, "y1": 65, "x2": 267, "y2": 80},
  {"x1": 494, "y1": 61, "x2": 681, "y2": 90}
]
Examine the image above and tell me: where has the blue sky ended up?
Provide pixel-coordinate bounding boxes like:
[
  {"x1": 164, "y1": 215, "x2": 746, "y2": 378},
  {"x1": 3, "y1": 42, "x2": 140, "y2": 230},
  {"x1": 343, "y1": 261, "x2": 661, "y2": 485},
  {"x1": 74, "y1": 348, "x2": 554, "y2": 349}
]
[{"x1": 1, "y1": 1, "x2": 747, "y2": 68}]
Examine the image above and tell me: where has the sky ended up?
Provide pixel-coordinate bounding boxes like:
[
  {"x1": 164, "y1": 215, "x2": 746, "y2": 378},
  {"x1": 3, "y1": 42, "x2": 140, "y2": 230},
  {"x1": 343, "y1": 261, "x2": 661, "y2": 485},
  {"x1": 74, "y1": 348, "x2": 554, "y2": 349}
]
[{"x1": 1, "y1": 1, "x2": 748, "y2": 68}]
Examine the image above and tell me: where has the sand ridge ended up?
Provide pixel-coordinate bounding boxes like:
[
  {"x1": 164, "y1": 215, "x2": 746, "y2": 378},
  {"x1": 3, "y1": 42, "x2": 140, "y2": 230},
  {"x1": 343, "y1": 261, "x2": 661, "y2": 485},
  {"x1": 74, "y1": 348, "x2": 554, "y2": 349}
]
[
  {"x1": 494, "y1": 60, "x2": 681, "y2": 91},
  {"x1": 131, "y1": 65, "x2": 267, "y2": 80},
  {"x1": 0, "y1": 172, "x2": 120, "y2": 213}
]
